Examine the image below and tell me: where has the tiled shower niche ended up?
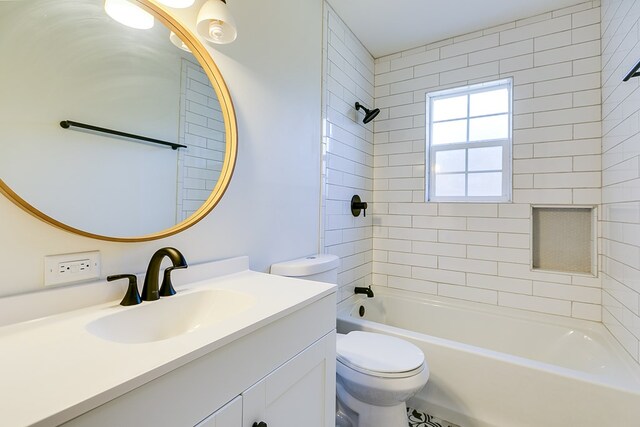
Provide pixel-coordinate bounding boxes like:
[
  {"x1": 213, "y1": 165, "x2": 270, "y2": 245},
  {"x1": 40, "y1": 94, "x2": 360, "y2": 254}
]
[{"x1": 532, "y1": 206, "x2": 596, "y2": 275}]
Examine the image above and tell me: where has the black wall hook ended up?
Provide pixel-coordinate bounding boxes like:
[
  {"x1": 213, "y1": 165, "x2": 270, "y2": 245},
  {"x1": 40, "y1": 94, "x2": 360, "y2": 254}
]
[{"x1": 351, "y1": 195, "x2": 368, "y2": 217}]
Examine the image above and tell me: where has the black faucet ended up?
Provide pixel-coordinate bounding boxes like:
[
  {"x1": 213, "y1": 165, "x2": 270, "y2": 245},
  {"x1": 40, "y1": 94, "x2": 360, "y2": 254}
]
[
  {"x1": 107, "y1": 274, "x2": 142, "y2": 306},
  {"x1": 354, "y1": 285, "x2": 374, "y2": 298},
  {"x1": 142, "y1": 247, "x2": 188, "y2": 301}
]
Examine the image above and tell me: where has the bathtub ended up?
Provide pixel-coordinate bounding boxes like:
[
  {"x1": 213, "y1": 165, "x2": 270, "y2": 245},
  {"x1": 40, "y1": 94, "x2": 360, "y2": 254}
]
[{"x1": 337, "y1": 287, "x2": 640, "y2": 427}]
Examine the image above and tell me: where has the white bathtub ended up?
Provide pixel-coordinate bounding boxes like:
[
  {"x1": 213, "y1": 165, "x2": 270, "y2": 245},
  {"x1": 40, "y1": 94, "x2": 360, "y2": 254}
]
[{"x1": 337, "y1": 287, "x2": 640, "y2": 427}]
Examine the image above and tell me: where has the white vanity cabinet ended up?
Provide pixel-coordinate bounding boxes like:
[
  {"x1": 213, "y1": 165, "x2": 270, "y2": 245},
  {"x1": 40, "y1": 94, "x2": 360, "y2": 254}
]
[
  {"x1": 242, "y1": 332, "x2": 336, "y2": 427},
  {"x1": 195, "y1": 396, "x2": 242, "y2": 427},
  {"x1": 195, "y1": 332, "x2": 335, "y2": 427},
  {"x1": 60, "y1": 293, "x2": 336, "y2": 427}
]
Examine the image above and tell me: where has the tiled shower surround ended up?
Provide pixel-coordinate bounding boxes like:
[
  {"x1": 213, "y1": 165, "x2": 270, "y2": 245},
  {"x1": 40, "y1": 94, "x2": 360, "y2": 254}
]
[
  {"x1": 322, "y1": 4, "x2": 375, "y2": 302},
  {"x1": 601, "y1": 0, "x2": 640, "y2": 364},
  {"x1": 323, "y1": 0, "x2": 640, "y2": 364},
  {"x1": 371, "y1": 1, "x2": 602, "y2": 321}
]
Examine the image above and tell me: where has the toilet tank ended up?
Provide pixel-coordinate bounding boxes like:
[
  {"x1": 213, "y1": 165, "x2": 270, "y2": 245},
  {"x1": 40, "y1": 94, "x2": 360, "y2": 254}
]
[{"x1": 270, "y1": 254, "x2": 340, "y2": 284}]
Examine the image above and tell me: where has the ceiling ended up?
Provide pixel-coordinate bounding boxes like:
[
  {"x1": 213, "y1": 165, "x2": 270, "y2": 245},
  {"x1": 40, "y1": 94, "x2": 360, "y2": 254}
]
[{"x1": 326, "y1": 0, "x2": 585, "y2": 58}]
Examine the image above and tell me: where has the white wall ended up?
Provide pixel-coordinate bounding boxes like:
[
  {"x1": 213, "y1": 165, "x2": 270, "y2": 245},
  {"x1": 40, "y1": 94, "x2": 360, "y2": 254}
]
[
  {"x1": 0, "y1": 0, "x2": 323, "y2": 297},
  {"x1": 601, "y1": 0, "x2": 640, "y2": 363},
  {"x1": 371, "y1": 1, "x2": 603, "y2": 321},
  {"x1": 321, "y1": 3, "x2": 375, "y2": 302}
]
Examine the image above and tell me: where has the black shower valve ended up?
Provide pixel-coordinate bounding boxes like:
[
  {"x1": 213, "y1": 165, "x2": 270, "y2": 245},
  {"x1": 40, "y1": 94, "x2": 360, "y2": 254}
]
[{"x1": 351, "y1": 195, "x2": 368, "y2": 217}]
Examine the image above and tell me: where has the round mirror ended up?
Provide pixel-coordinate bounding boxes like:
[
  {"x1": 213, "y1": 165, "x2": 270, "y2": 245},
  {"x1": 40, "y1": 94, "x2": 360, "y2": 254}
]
[{"x1": 0, "y1": 0, "x2": 237, "y2": 242}]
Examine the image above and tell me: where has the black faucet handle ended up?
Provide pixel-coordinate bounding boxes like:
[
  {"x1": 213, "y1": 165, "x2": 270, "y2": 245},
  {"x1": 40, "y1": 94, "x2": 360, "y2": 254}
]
[
  {"x1": 158, "y1": 265, "x2": 185, "y2": 297},
  {"x1": 107, "y1": 274, "x2": 142, "y2": 306},
  {"x1": 351, "y1": 195, "x2": 368, "y2": 217},
  {"x1": 107, "y1": 274, "x2": 136, "y2": 282}
]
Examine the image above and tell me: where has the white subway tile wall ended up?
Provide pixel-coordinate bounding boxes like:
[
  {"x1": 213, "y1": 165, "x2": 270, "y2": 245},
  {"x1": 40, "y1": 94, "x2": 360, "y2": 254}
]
[
  {"x1": 601, "y1": 0, "x2": 640, "y2": 363},
  {"x1": 372, "y1": 2, "x2": 603, "y2": 321},
  {"x1": 321, "y1": 4, "x2": 375, "y2": 301},
  {"x1": 178, "y1": 59, "x2": 225, "y2": 221},
  {"x1": 320, "y1": 0, "x2": 640, "y2": 366}
]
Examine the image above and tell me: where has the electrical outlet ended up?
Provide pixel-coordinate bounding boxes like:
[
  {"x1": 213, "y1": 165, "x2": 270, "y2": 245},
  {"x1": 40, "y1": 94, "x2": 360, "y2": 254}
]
[{"x1": 44, "y1": 251, "x2": 101, "y2": 287}]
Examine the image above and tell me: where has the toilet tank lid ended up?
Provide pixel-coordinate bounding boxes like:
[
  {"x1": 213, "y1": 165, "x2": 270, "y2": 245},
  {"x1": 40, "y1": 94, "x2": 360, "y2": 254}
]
[{"x1": 270, "y1": 254, "x2": 339, "y2": 277}]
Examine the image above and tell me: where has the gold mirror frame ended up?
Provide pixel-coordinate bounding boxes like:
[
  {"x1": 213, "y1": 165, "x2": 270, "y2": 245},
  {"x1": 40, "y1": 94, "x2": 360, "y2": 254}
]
[{"x1": 0, "y1": 0, "x2": 238, "y2": 243}]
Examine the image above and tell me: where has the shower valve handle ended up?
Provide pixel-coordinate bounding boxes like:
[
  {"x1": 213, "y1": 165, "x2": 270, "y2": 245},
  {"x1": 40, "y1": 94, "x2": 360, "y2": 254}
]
[{"x1": 351, "y1": 195, "x2": 368, "y2": 217}]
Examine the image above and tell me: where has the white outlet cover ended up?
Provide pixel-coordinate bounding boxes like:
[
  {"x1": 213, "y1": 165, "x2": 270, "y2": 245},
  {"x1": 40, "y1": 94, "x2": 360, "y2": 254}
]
[{"x1": 44, "y1": 251, "x2": 101, "y2": 287}]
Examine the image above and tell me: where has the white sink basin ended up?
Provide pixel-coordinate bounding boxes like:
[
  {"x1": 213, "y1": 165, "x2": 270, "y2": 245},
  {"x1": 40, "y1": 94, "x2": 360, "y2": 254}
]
[{"x1": 86, "y1": 289, "x2": 256, "y2": 344}]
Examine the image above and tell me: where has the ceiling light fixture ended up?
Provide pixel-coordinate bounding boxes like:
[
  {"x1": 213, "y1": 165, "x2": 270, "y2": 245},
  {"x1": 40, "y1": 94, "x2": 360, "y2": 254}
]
[
  {"x1": 196, "y1": 0, "x2": 237, "y2": 45},
  {"x1": 104, "y1": 0, "x2": 154, "y2": 30},
  {"x1": 170, "y1": 31, "x2": 191, "y2": 52},
  {"x1": 155, "y1": 0, "x2": 195, "y2": 8}
]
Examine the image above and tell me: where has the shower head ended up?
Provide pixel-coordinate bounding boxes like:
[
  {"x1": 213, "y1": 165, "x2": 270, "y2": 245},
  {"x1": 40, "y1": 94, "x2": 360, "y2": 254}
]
[{"x1": 355, "y1": 102, "x2": 380, "y2": 124}]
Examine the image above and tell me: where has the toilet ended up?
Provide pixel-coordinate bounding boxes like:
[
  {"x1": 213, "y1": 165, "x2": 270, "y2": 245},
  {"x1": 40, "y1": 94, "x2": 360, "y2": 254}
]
[{"x1": 270, "y1": 254, "x2": 429, "y2": 427}]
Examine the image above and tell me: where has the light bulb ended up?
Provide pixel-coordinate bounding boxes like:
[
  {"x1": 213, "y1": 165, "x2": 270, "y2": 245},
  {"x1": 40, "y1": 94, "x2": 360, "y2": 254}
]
[
  {"x1": 104, "y1": 0, "x2": 154, "y2": 30},
  {"x1": 208, "y1": 21, "x2": 225, "y2": 41},
  {"x1": 170, "y1": 31, "x2": 191, "y2": 52},
  {"x1": 196, "y1": 0, "x2": 237, "y2": 44}
]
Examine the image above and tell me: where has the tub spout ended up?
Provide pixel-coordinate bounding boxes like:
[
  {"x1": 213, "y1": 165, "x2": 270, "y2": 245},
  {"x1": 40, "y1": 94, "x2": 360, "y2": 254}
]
[{"x1": 354, "y1": 285, "x2": 374, "y2": 298}]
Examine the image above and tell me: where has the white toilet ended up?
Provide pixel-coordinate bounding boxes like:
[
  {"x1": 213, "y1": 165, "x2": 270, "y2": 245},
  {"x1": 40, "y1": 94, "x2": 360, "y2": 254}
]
[{"x1": 270, "y1": 254, "x2": 429, "y2": 427}]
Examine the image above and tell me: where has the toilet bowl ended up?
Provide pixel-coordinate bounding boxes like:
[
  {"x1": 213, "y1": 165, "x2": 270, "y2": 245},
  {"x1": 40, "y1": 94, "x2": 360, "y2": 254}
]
[
  {"x1": 270, "y1": 254, "x2": 429, "y2": 427},
  {"x1": 336, "y1": 331, "x2": 429, "y2": 427}
]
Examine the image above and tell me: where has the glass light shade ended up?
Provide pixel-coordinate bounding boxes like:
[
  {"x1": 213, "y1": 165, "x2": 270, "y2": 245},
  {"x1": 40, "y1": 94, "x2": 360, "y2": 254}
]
[
  {"x1": 155, "y1": 0, "x2": 196, "y2": 8},
  {"x1": 196, "y1": 0, "x2": 237, "y2": 44},
  {"x1": 104, "y1": 0, "x2": 154, "y2": 30},
  {"x1": 169, "y1": 31, "x2": 191, "y2": 52}
]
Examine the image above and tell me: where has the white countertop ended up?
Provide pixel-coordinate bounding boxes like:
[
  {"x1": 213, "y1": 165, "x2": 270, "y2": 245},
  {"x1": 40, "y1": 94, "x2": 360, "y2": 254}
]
[{"x1": 0, "y1": 260, "x2": 335, "y2": 427}]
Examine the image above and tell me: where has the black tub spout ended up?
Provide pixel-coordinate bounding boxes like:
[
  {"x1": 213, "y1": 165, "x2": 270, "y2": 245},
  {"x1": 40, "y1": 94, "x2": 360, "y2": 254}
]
[{"x1": 354, "y1": 285, "x2": 374, "y2": 298}]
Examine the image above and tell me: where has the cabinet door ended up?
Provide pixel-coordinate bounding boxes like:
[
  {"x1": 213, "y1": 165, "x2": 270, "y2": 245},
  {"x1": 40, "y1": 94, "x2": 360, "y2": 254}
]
[
  {"x1": 196, "y1": 396, "x2": 242, "y2": 427},
  {"x1": 242, "y1": 331, "x2": 336, "y2": 427}
]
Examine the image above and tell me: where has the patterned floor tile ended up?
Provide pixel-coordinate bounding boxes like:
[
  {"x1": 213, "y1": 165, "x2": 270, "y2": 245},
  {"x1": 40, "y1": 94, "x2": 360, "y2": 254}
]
[{"x1": 407, "y1": 407, "x2": 460, "y2": 427}]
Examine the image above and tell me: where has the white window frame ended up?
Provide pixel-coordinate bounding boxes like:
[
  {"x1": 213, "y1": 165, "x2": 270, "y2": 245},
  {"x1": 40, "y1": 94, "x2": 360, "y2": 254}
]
[{"x1": 426, "y1": 78, "x2": 513, "y2": 202}]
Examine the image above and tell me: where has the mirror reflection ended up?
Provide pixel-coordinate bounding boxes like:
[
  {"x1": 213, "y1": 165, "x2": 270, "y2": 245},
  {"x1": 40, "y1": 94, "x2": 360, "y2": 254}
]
[{"x1": 0, "y1": 0, "x2": 226, "y2": 238}]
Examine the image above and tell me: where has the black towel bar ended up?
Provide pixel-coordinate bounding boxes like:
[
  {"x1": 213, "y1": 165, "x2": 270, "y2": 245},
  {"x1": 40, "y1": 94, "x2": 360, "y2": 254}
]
[
  {"x1": 60, "y1": 120, "x2": 187, "y2": 150},
  {"x1": 623, "y1": 60, "x2": 640, "y2": 82}
]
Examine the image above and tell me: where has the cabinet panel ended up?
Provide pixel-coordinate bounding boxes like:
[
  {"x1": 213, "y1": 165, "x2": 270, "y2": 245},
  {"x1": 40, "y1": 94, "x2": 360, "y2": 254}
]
[
  {"x1": 243, "y1": 332, "x2": 336, "y2": 427},
  {"x1": 196, "y1": 396, "x2": 242, "y2": 427}
]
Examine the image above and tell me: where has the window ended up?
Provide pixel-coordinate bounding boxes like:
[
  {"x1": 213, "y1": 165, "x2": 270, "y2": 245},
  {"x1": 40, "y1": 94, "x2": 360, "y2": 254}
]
[{"x1": 426, "y1": 79, "x2": 512, "y2": 202}]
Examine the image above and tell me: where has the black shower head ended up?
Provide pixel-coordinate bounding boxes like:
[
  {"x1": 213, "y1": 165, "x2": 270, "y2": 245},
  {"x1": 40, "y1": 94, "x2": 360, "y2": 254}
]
[{"x1": 355, "y1": 102, "x2": 380, "y2": 124}]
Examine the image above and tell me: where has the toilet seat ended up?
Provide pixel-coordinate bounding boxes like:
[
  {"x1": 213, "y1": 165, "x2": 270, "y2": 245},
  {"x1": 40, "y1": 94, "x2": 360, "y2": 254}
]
[{"x1": 337, "y1": 332, "x2": 425, "y2": 378}]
